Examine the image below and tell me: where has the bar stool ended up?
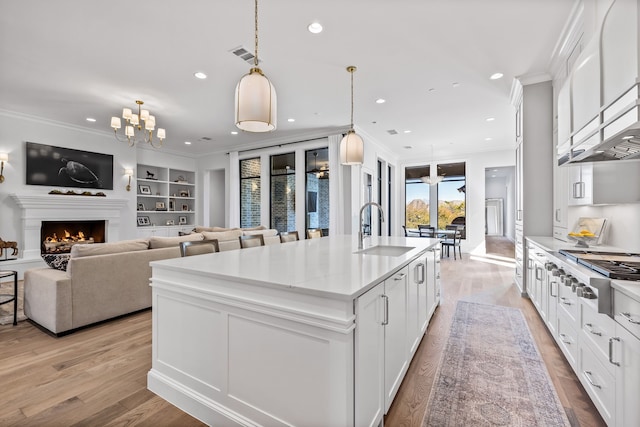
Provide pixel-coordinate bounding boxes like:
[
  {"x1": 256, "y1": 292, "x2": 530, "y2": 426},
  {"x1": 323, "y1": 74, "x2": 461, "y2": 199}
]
[{"x1": 0, "y1": 270, "x2": 18, "y2": 325}]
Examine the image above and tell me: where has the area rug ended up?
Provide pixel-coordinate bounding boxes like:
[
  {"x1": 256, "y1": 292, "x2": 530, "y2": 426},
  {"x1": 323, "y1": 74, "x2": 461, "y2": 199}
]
[
  {"x1": 0, "y1": 279, "x2": 26, "y2": 325},
  {"x1": 422, "y1": 301, "x2": 570, "y2": 427}
]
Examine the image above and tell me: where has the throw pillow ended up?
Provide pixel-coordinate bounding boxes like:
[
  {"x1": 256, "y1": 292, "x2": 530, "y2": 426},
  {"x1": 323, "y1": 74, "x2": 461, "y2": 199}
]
[
  {"x1": 42, "y1": 253, "x2": 71, "y2": 271},
  {"x1": 148, "y1": 233, "x2": 204, "y2": 249}
]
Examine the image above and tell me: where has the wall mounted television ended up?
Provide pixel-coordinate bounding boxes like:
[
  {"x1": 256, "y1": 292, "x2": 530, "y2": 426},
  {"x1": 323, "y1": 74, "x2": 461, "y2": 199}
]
[{"x1": 26, "y1": 142, "x2": 114, "y2": 190}]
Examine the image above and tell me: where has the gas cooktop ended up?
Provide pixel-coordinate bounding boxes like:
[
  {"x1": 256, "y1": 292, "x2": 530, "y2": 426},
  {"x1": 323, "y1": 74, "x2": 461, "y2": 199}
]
[{"x1": 559, "y1": 249, "x2": 640, "y2": 281}]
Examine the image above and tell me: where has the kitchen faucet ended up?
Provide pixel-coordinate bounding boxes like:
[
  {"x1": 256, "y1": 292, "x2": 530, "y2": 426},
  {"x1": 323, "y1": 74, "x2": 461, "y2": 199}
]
[{"x1": 359, "y1": 202, "x2": 385, "y2": 249}]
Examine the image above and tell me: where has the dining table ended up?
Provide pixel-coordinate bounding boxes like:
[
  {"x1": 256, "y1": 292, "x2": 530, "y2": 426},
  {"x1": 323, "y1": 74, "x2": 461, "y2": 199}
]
[{"x1": 406, "y1": 228, "x2": 460, "y2": 238}]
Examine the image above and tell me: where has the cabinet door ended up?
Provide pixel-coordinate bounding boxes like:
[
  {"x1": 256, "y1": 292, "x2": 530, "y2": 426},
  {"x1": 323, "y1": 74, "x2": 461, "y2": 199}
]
[
  {"x1": 546, "y1": 270, "x2": 559, "y2": 339},
  {"x1": 407, "y1": 256, "x2": 428, "y2": 356},
  {"x1": 553, "y1": 160, "x2": 568, "y2": 232},
  {"x1": 567, "y1": 164, "x2": 593, "y2": 206},
  {"x1": 570, "y1": 37, "x2": 600, "y2": 133},
  {"x1": 557, "y1": 80, "x2": 571, "y2": 146},
  {"x1": 355, "y1": 284, "x2": 385, "y2": 427},
  {"x1": 515, "y1": 143, "x2": 524, "y2": 224},
  {"x1": 614, "y1": 323, "x2": 640, "y2": 427},
  {"x1": 384, "y1": 268, "x2": 409, "y2": 412},
  {"x1": 426, "y1": 249, "x2": 437, "y2": 321}
]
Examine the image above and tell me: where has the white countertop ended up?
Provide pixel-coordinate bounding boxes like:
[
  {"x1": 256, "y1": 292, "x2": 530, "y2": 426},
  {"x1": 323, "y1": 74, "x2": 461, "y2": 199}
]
[
  {"x1": 611, "y1": 280, "x2": 640, "y2": 302},
  {"x1": 526, "y1": 236, "x2": 626, "y2": 253},
  {"x1": 151, "y1": 235, "x2": 440, "y2": 300}
]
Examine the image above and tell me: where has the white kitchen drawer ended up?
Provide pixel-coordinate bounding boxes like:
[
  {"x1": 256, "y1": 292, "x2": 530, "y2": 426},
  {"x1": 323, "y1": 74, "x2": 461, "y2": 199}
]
[
  {"x1": 580, "y1": 301, "x2": 616, "y2": 376},
  {"x1": 614, "y1": 290, "x2": 640, "y2": 340},
  {"x1": 558, "y1": 280, "x2": 579, "y2": 323},
  {"x1": 578, "y1": 342, "x2": 615, "y2": 426},
  {"x1": 557, "y1": 310, "x2": 579, "y2": 370}
]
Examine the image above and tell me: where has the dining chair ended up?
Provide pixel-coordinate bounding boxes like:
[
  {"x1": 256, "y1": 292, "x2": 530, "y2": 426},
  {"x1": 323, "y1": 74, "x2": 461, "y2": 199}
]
[
  {"x1": 440, "y1": 225, "x2": 462, "y2": 259},
  {"x1": 280, "y1": 231, "x2": 300, "y2": 243},
  {"x1": 418, "y1": 225, "x2": 436, "y2": 238},
  {"x1": 239, "y1": 234, "x2": 265, "y2": 248},
  {"x1": 180, "y1": 239, "x2": 219, "y2": 257},
  {"x1": 402, "y1": 225, "x2": 420, "y2": 237},
  {"x1": 306, "y1": 229, "x2": 323, "y2": 239}
]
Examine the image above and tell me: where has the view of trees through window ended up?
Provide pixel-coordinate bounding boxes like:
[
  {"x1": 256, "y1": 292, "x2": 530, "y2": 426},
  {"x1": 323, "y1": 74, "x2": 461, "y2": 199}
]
[{"x1": 405, "y1": 165, "x2": 430, "y2": 229}]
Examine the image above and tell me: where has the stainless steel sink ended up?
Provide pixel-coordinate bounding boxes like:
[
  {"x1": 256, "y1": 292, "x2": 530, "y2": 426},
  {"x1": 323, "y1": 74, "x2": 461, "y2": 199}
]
[{"x1": 354, "y1": 245, "x2": 415, "y2": 256}]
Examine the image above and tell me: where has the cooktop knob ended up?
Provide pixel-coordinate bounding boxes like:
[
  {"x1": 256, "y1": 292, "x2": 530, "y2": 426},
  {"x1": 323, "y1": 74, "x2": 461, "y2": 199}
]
[{"x1": 554, "y1": 268, "x2": 565, "y2": 277}]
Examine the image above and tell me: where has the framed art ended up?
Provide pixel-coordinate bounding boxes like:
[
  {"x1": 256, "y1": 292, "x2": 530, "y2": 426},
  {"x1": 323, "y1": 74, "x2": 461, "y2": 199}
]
[
  {"x1": 178, "y1": 216, "x2": 187, "y2": 225},
  {"x1": 155, "y1": 201, "x2": 165, "y2": 210},
  {"x1": 137, "y1": 216, "x2": 150, "y2": 226},
  {"x1": 182, "y1": 204, "x2": 189, "y2": 211},
  {"x1": 139, "y1": 184, "x2": 151, "y2": 194},
  {"x1": 26, "y1": 141, "x2": 114, "y2": 190},
  {"x1": 179, "y1": 189, "x2": 190, "y2": 197},
  {"x1": 137, "y1": 203, "x2": 145, "y2": 211},
  {"x1": 166, "y1": 219, "x2": 175, "y2": 226}
]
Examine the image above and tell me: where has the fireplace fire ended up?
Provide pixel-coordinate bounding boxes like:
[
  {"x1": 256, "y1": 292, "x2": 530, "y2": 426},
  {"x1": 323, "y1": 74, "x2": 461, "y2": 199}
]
[{"x1": 41, "y1": 220, "x2": 106, "y2": 254}]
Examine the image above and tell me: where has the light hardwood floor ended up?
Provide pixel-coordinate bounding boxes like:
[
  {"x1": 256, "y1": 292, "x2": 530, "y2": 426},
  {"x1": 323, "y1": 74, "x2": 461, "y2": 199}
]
[{"x1": 0, "y1": 237, "x2": 605, "y2": 426}]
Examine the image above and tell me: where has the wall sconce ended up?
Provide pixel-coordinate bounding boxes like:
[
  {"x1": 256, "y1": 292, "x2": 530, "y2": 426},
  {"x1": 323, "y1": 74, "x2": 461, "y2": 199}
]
[
  {"x1": 0, "y1": 153, "x2": 8, "y2": 184},
  {"x1": 124, "y1": 168, "x2": 134, "y2": 191}
]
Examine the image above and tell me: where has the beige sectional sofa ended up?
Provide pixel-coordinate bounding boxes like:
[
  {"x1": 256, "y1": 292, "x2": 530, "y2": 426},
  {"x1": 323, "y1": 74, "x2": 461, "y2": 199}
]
[{"x1": 24, "y1": 226, "x2": 280, "y2": 335}]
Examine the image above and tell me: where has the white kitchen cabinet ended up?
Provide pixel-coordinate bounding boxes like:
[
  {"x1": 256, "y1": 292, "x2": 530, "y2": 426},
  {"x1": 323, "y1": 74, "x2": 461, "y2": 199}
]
[
  {"x1": 355, "y1": 283, "x2": 385, "y2": 427},
  {"x1": 384, "y1": 268, "x2": 409, "y2": 412},
  {"x1": 567, "y1": 162, "x2": 640, "y2": 206},
  {"x1": 613, "y1": 322, "x2": 640, "y2": 427},
  {"x1": 427, "y1": 246, "x2": 440, "y2": 320},
  {"x1": 545, "y1": 262, "x2": 560, "y2": 339},
  {"x1": 601, "y1": 0, "x2": 639, "y2": 107},
  {"x1": 553, "y1": 161, "x2": 569, "y2": 240},
  {"x1": 407, "y1": 255, "x2": 428, "y2": 356},
  {"x1": 511, "y1": 80, "x2": 554, "y2": 295},
  {"x1": 570, "y1": 36, "x2": 601, "y2": 141}
]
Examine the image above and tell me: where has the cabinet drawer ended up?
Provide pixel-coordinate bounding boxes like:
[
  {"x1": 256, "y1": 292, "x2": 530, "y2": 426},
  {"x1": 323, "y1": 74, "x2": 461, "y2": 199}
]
[
  {"x1": 578, "y1": 343, "x2": 615, "y2": 425},
  {"x1": 614, "y1": 290, "x2": 640, "y2": 340},
  {"x1": 557, "y1": 310, "x2": 579, "y2": 369},
  {"x1": 558, "y1": 281, "x2": 578, "y2": 322},
  {"x1": 580, "y1": 301, "x2": 616, "y2": 376}
]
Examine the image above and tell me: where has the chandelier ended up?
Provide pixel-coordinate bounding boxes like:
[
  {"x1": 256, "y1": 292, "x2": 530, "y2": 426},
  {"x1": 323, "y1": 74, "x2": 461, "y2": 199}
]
[
  {"x1": 110, "y1": 100, "x2": 166, "y2": 148},
  {"x1": 235, "y1": 0, "x2": 277, "y2": 132},
  {"x1": 340, "y1": 66, "x2": 364, "y2": 165},
  {"x1": 420, "y1": 145, "x2": 444, "y2": 185}
]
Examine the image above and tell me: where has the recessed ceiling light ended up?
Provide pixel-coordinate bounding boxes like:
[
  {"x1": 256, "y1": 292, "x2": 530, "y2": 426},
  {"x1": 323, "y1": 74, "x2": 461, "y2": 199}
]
[
  {"x1": 490, "y1": 73, "x2": 504, "y2": 80},
  {"x1": 194, "y1": 72, "x2": 207, "y2": 79},
  {"x1": 376, "y1": 98, "x2": 386, "y2": 104},
  {"x1": 184, "y1": 141, "x2": 192, "y2": 145},
  {"x1": 287, "y1": 118, "x2": 295, "y2": 122},
  {"x1": 307, "y1": 22, "x2": 323, "y2": 34},
  {"x1": 491, "y1": 175, "x2": 496, "y2": 178},
  {"x1": 485, "y1": 137, "x2": 493, "y2": 141},
  {"x1": 622, "y1": 135, "x2": 634, "y2": 140},
  {"x1": 403, "y1": 130, "x2": 411, "y2": 134},
  {"x1": 231, "y1": 131, "x2": 238, "y2": 135},
  {"x1": 486, "y1": 117, "x2": 495, "y2": 122},
  {"x1": 85, "y1": 117, "x2": 96, "y2": 122}
]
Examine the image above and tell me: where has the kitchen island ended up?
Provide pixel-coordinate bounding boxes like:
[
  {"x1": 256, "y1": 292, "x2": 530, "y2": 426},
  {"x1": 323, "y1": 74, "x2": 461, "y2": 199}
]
[{"x1": 147, "y1": 235, "x2": 441, "y2": 427}]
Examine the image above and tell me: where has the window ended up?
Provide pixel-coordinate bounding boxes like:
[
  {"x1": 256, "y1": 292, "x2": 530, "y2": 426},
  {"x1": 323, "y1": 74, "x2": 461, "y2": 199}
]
[
  {"x1": 436, "y1": 162, "x2": 466, "y2": 234},
  {"x1": 240, "y1": 157, "x2": 261, "y2": 228},
  {"x1": 405, "y1": 165, "x2": 430, "y2": 228},
  {"x1": 305, "y1": 148, "x2": 329, "y2": 235},
  {"x1": 270, "y1": 152, "x2": 296, "y2": 233}
]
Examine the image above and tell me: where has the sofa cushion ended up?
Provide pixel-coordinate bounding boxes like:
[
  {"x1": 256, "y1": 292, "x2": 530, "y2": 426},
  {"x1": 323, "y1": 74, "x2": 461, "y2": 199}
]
[
  {"x1": 194, "y1": 226, "x2": 240, "y2": 233},
  {"x1": 149, "y1": 233, "x2": 204, "y2": 249},
  {"x1": 242, "y1": 225, "x2": 266, "y2": 231},
  {"x1": 201, "y1": 229, "x2": 243, "y2": 242},
  {"x1": 70, "y1": 239, "x2": 149, "y2": 258},
  {"x1": 42, "y1": 253, "x2": 71, "y2": 271},
  {"x1": 243, "y1": 228, "x2": 278, "y2": 237}
]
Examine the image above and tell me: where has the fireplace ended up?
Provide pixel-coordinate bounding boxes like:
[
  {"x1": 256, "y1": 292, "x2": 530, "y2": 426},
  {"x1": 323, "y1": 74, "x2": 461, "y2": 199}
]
[{"x1": 41, "y1": 220, "x2": 106, "y2": 254}]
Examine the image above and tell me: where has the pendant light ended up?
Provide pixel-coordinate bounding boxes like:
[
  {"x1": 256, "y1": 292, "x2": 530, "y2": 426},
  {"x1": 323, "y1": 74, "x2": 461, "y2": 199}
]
[
  {"x1": 235, "y1": 0, "x2": 277, "y2": 132},
  {"x1": 340, "y1": 66, "x2": 364, "y2": 165},
  {"x1": 420, "y1": 145, "x2": 445, "y2": 185}
]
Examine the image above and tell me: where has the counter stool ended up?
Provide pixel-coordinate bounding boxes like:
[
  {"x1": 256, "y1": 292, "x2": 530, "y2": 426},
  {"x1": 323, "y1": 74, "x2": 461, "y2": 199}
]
[{"x1": 0, "y1": 270, "x2": 18, "y2": 326}]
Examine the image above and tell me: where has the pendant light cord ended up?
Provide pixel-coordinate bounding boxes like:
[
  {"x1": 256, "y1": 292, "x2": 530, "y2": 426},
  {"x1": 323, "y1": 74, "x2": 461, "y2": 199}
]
[
  {"x1": 254, "y1": 0, "x2": 259, "y2": 67},
  {"x1": 350, "y1": 70, "x2": 354, "y2": 129}
]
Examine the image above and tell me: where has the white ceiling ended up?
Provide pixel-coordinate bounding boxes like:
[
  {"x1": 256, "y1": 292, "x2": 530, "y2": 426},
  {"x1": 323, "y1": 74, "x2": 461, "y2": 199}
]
[{"x1": 0, "y1": 0, "x2": 576, "y2": 159}]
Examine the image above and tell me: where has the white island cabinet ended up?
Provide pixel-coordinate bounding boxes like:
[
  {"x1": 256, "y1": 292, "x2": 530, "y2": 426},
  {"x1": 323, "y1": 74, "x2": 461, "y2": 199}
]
[{"x1": 148, "y1": 235, "x2": 440, "y2": 427}]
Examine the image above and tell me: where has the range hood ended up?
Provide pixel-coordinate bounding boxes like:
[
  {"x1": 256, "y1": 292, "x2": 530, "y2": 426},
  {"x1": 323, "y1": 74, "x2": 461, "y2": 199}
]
[{"x1": 561, "y1": 84, "x2": 640, "y2": 164}]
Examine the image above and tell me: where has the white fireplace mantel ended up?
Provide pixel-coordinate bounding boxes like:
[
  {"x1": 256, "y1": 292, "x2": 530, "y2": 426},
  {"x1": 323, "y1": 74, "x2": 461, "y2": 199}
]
[{"x1": 10, "y1": 193, "x2": 129, "y2": 260}]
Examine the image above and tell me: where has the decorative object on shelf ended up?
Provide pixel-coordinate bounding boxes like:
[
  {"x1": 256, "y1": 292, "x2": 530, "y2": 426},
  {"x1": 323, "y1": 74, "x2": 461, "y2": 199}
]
[
  {"x1": 234, "y1": 0, "x2": 277, "y2": 133},
  {"x1": 166, "y1": 219, "x2": 175, "y2": 226},
  {"x1": 421, "y1": 145, "x2": 444, "y2": 185},
  {"x1": 175, "y1": 175, "x2": 187, "y2": 183},
  {"x1": 139, "y1": 184, "x2": 151, "y2": 195},
  {"x1": 340, "y1": 66, "x2": 364, "y2": 165},
  {"x1": 47, "y1": 190, "x2": 106, "y2": 196},
  {"x1": 26, "y1": 142, "x2": 113, "y2": 190},
  {"x1": 178, "y1": 216, "x2": 187, "y2": 225},
  {"x1": 137, "y1": 216, "x2": 151, "y2": 226},
  {"x1": 146, "y1": 170, "x2": 156, "y2": 180},
  {"x1": 137, "y1": 203, "x2": 145, "y2": 211},
  {"x1": 0, "y1": 152, "x2": 8, "y2": 183},
  {"x1": 124, "y1": 168, "x2": 133, "y2": 191},
  {"x1": 155, "y1": 201, "x2": 165, "y2": 210},
  {"x1": 110, "y1": 100, "x2": 166, "y2": 148},
  {"x1": 182, "y1": 204, "x2": 189, "y2": 211},
  {"x1": 168, "y1": 200, "x2": 175, "y2": 211},
  {"x1": 179, "y1": 189, "x2": 190, "y2": 197},
  {"x1": 0, "y1": 238, "x2": 18, "y2": 258}
]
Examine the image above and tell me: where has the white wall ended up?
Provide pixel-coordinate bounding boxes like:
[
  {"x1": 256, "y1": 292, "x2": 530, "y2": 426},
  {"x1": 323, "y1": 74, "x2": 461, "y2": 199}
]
[{"x1": 568, "y1": 203, "x2": 640, "y2": 252}]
